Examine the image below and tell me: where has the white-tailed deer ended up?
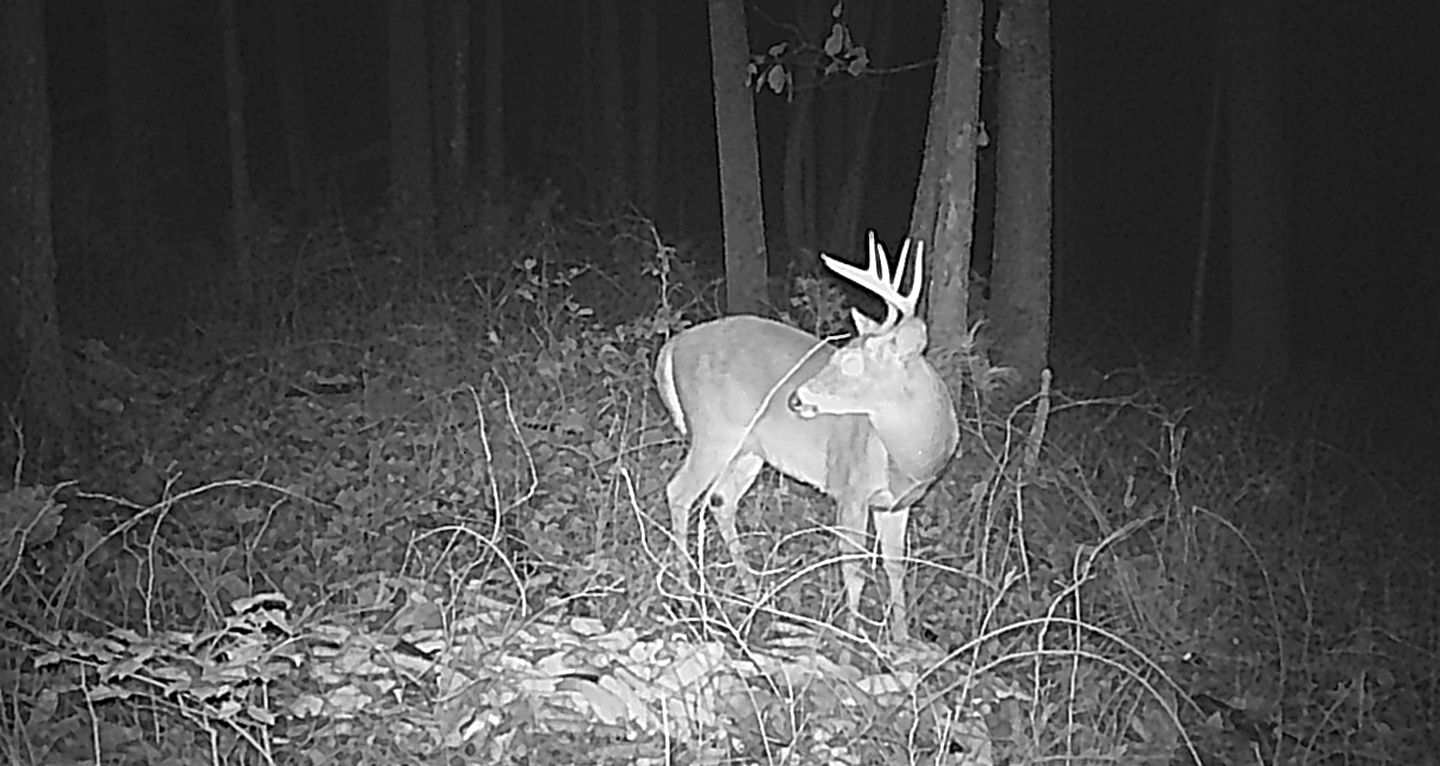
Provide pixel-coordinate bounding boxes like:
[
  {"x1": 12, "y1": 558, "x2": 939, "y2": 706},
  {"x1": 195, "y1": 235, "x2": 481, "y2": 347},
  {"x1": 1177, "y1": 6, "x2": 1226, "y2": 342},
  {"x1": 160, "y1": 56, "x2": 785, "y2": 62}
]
[{"x1": 653, "y1": 233, "x2": 958, "y2": 640}]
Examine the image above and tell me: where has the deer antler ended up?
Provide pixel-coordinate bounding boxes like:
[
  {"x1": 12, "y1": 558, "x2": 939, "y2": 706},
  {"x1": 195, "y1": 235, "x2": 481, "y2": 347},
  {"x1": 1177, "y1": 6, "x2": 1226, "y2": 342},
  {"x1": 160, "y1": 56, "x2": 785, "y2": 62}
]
[{"x1": 820, "y1": 231, "x2": 924, "y2": 333}]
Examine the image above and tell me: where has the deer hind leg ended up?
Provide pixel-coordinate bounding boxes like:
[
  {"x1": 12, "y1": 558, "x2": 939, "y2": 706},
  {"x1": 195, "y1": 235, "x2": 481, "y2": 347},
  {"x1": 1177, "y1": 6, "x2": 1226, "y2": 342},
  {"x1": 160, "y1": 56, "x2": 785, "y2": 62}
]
[
  {"x1": 706, "y1": 453, "x2": 764, "y2": 584},
  {"x1": 665, "y1": 444, "x2": 763, "y2": 577},
  {"x1": 665, "y1": 437, "x2": 734, "y2": 553},
  {"x1": 872, "y1": 506, "x2": 911, "y2": 642}
]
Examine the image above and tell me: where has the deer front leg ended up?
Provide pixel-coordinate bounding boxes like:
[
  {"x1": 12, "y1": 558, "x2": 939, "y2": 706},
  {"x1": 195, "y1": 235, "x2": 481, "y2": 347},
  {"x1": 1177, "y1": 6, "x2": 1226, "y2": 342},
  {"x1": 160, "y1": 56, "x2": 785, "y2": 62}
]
[
  {"x1": 873, "y1": 505, "x2": 911, "y2": 642},
  {"x1": 835, "y1": 497, "x2": 871, "y2": 636}
]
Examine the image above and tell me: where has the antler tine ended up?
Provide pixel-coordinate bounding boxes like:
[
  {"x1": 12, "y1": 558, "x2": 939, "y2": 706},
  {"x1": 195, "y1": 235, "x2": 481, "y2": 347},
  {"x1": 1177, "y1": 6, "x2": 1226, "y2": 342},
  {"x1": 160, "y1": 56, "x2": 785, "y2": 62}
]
[
  {"x1": 895, "y1": 237, "x2": 923, "y2": 318},
  {"x1": 820, "y1": 231, "x2": 927, "y2": 331}
]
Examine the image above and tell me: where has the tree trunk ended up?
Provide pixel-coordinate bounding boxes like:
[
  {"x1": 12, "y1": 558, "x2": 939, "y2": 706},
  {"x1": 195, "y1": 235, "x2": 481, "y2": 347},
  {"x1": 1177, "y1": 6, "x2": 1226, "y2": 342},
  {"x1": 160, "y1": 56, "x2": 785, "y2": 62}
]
[
  {"x1": 824, "y1": 0, "x2": 893, "y2": 255},
  {"x1": 437, "y1": 0, "x2": 471, "y2": 250},
  {"x1": 911, "y1": 0, "x2": 984, "y2": 352},
  {"x1": 708, "y1": 0, "x2": 768, "y2": 314},
  {"x1": 780, "y1": 0, "x2": 830, "y2": 285},
  {"x1": 781, "y1": 89, "x2": 816, "y2": 272},
  {"x1": 387, "y1": 0, "x2": 437, "y2": 258},
  {"x1": 272, "y1": 0, "x2": 314, "y2": 214},
  {"x1": 483, "y1": 0, "x2": 504, "y2": 193},
  {"x1": 579, "y1": 3, "x2": 598, "y2": 208},
  {"x1": 598, "y1": 0, "x2": 628, "y2": 207},
  {"x1": 1221, "y1": 0, "x2": 1289, "y2": 383},
  {"x1": 636, "y1": 0, "x2": 661, "y2": 216},
  {"x1": 221, "y1": 0, "x2": 257, "y2": 320},
  {"x1": 105, "y1": 0, "x2": 164, "y2": 326},
  {"x1": 1191, "y1": 51, "x2": 1223, "y2": 358},
  {"x1": 989, "y1": 0, "x2": 1052, "y2": 389},
  {"x1": 0, "y1": 0, "x2": 71, "y2": 471}
]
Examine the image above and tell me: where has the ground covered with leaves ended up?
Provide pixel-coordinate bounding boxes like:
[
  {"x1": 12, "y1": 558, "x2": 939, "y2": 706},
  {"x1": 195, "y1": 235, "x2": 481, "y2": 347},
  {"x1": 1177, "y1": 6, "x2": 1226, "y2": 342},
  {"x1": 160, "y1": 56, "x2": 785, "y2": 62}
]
[{"x1": 3, "y1": 204, "x2": 1436, "y2": 765}]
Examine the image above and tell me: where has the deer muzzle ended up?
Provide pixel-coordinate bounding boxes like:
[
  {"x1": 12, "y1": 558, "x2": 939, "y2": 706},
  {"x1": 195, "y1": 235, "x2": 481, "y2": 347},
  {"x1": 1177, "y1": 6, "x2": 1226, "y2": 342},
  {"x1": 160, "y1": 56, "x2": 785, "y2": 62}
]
[{"x1": 788, "y1": 391, "x2": 820, "y2": 419}]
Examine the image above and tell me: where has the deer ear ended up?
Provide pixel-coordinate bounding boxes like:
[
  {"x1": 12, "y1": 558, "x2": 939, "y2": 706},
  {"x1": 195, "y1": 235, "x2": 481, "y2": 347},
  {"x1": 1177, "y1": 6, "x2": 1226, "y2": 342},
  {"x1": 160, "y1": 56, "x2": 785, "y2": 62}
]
[
  {"x1": 851, "y1": 308, "x2": 882, "y2": 336},
  {"x1": 889, "y1": 319, "x2": 929, "y2": 358}
]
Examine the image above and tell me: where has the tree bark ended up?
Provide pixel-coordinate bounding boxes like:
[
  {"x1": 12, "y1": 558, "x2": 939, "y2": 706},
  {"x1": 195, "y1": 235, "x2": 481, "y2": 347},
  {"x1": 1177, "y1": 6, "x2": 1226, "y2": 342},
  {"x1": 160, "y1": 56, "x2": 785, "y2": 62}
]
[
  {"x1": 388, "y1": 0, "x2": 437, "y2": 257},
  {"x1": 779, "y1": 0, "x2": 830, "y2": 284},
  {"x1": 1221, "y1": 0, "x2": 1289, "y2": 383},
  {"x1": 437, "y1": 0, "x2": 471, "y2": 250},
  {"x1": 579, "y1": 2, "x2": 598, "y2": 207},
  {"x1": 708, "y1": 0, "x2": 768, "y2": 314},
  {"x1": 105, "y1": 0, "x2": 164, "y2": 325},
  {"x1": 636, "y1": 0, "x2": 661, "y2": 216},
  {"x1": 911, "y1": 0, "x2": 984, "y2": 352},
  {"x1": 989, "y1": 0, "x2": 1052, "y2": 389},
  {"x1": 221, "y1": 0, "x2": 257, "y2": 319},
  {"x1": 0, "y1": 0, "x2": 71, "y2": 471},
  {"x1": 483, "y1": 0, "x2": 504, "y2": 193},
  {"x1": 598, "y1": 0, "x2": 628, "y2": 206},
  {"x1": 272, "y1": 0, "x2": 314, "y2": 214},
  {"x1": 824, "y1": 0, "x2": 893, "y2": 255},
  {"x1": 780, "y1": 88, "x2": 816, "y2": 272}
]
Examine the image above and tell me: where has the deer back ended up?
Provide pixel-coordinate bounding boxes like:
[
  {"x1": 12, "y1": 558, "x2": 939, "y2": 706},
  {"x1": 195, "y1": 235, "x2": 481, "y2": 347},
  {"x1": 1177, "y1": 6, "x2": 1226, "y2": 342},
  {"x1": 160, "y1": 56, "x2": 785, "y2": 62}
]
[{"x1": 654, "y1": 315, "x2": 893, "y2": 502}]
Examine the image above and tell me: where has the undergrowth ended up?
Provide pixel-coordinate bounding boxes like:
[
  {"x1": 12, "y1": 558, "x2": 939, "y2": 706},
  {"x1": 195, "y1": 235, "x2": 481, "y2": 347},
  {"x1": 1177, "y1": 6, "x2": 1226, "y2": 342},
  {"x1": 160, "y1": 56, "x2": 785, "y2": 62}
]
[{"x1": 1, "y1": 196, "x2": 1434, "y2": 765}]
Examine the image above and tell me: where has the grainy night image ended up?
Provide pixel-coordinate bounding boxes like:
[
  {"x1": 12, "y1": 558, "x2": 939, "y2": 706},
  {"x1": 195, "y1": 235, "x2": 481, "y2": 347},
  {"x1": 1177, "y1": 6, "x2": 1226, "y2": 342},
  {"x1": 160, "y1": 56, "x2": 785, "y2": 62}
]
[{"x1": 1, "y1": 0, "x2": 1435, "y2": 762}]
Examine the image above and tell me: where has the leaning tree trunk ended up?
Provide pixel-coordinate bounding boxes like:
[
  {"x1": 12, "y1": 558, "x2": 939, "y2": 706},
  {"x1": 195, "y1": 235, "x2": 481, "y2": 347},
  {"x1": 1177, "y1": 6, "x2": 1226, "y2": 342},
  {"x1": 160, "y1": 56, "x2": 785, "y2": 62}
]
[
  {"x1": 272, "y1": 0, "x2": 314, "y2": 214},
  {"x1": 708, "y1": 0, "x2": 768, "y2": 314},
  {"x1": 387, "y1": 0, "x2": 437, "y2": 262},
  {"x1": 483, "y1": 0, "x2": 504, "y2": 193},
  {"x1": 438, "y1": 0, "x2": 471, "y2": 251},
  {"x1": 104, "y1": 0, "x2": 164, "y2": 326},
  {"x1": 824, "y1": 0, "x2": 893, "y2": 255},
  {"x1": 779, "y1": 0, "x2": 830, "y2": 287},
  {"x1": 220, "y1": 0, "x2": 257, "y2": 321},
  {"x1": 0, "y1": 0, "x2": 71, "y2": 471},
  {"x1": 636, "y1": 0, "x2": 661, "y2": 216},
  {"x1": 780, "y1": 87, "x2": 816, "y2": 274},
  {"x1": 598, "y1": 0, "x2": 628, "y2": 206},
  {"x1": 911, "y1": 0, "x2": 984, "y2": 353},
  {"x1": 988, "y1": 0, "x2": 1052, "y2": 390},
  {"x1": 1221, "y1": 0, "x2": 1289, "y2": 383}
]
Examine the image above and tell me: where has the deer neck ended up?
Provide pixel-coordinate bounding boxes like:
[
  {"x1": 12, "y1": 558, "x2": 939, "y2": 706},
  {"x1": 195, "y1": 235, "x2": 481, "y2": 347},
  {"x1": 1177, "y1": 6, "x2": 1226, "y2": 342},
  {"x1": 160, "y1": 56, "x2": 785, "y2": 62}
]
[{"x1": 869, "y1": 364, "x2": 958, "y2": 491}]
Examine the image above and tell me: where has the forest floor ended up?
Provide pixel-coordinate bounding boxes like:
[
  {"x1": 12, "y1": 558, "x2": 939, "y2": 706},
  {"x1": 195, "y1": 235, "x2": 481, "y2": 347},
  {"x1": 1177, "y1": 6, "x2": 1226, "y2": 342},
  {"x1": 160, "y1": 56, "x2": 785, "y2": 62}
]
[{"x1": 4, "y1": 206, "x2": 1435, "y2": 765}]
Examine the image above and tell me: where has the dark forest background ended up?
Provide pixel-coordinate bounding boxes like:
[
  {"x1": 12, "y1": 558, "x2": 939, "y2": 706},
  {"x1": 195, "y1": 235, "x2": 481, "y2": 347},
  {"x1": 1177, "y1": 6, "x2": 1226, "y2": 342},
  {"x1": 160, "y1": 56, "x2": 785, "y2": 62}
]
[
  {"x1": 40, "y1": 0, "x2": 1440, "y2": 393},
  {"x1": 1, "y1": 1, "x2": 1438, "y2": 761}
]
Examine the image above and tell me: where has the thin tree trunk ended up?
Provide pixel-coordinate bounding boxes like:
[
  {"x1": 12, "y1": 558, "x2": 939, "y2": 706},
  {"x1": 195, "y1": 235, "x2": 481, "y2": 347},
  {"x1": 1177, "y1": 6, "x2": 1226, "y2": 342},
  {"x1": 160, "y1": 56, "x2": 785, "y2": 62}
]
[
  {"x1": 913, "y1": 0, "x2": 984, "y2": 351},
  {"x1": 825, "y1": 0, "x2": 893, "y2": 254},
  {"x1": 818, "y1": 69, "x2": 847, "y2": 229},
  {"x1": 598, "y1": 0, "x2": 628, "y2": 206},
  {"x1": 220, "y1": 0, "x2": 256, "y2": 319},
  {"x1": 438, "y1": 0, "x2": 471, "y2": 250},
  {"x1": 483, "y1": 0, "x2": 504, "y2": 193},
  {"x1": 989, "y1": 0, "x2": 1052, "y2": 389},
  {"x1": 1191, "y1": 46, "x2": 1223, "y2": 358},
  {"x1": 387, "y1": 0, "x2": 437, "y2": 259},
  {"x1": 272, "y1": 0, "x2": 314, "y2": 214},
  {"x1": 781, "y1": 91, "x2": 816, "y2": 263},
  {"x1": 579, "y1": 2, "x2": 597, "y2": 207},
  {"x1": 636, "y1": 0, "x2": 660, "y2": 216},
  {"x1": 1221, "y1": 0, "x2": 1289, "y2": 383},
  {"x1": 105, "y1": 0, "x2": 162, "y2": 325},
  {"x1": 779, "y1": 0, "x2": 828, "y2": 285},
  {"x1": 708, "y1": 0, "x2": 768, "y2": 314},
  {"x1": 0, "y1": 0, "x2": 71, "y2": 470}
]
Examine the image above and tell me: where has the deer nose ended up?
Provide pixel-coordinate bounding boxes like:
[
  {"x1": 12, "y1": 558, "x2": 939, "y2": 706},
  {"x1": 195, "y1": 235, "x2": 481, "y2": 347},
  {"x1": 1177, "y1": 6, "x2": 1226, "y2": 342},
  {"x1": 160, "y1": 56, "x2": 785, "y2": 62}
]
[{"x1": 788, "y1": 391, "x2": 818, "y2": 418}]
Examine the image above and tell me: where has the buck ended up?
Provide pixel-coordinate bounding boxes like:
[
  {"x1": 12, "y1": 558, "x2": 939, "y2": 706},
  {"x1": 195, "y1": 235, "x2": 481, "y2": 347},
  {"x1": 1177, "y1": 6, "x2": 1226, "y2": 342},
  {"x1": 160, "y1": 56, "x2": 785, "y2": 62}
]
[{"x1": 653, "y1": 233, "x2": 959, "y2": 641}]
